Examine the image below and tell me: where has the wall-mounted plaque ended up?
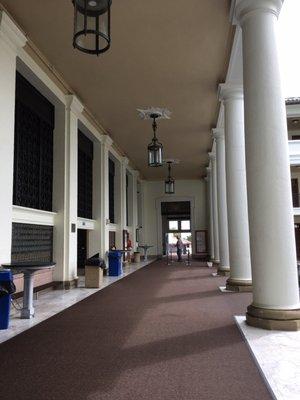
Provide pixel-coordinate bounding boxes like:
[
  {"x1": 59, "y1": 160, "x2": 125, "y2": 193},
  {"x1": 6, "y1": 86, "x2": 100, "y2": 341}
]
[{"x1": 195, "y1": 230, "x2": 208, "y2": 255}]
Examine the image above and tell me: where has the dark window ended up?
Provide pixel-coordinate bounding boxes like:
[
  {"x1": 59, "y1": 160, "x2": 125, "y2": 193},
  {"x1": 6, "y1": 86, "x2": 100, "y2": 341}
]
[
  {"x1": 109, "y1": 158, "x2": 115, "y2": 223},
  {"x1": 11, "y1": 223, "x2": 53, "y2": 263},
  {"x1": 78, "y1": 131, "x2": 93, "y2": 219},
  {"x1": 13, "y1": 72, "x2": 54, "y2": 211}
]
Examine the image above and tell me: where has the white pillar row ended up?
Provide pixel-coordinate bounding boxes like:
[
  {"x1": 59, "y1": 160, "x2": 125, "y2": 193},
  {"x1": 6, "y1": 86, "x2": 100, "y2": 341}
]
[
  {"x1": 208, "y1": 152, "x2": 220, "y2": 264},
  {"x1": 212, "y1": 129, "x2": 230, "y2": 275},
  {"x1": 0, "y1": 12, "x2": 27, "y2": 264},
  {"x1": 53, "y1": 95, "x2": 83, "y2": 287},
  {"x1": 206, "y1": 167, "x2": 215, "y2": 261},
  {"x1": 219, "y1": 83, "x2": 252, "y2": 292},
  {"x1": 99, "y1": 135, "x2": 113, "y2": 260},
  {"x1": 233, "y1": 0, "x2": 300, "y2": 330},
  {"x1": 213, "y1": 128, "x2": 230, "y2": 276}
]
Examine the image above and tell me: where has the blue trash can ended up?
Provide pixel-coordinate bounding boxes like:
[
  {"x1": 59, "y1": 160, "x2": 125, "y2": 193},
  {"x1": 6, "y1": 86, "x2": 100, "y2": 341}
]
[
  {"x1": 0, "y1": 269, "x2": 14, "y2": 330},
  {"x1": 108, "y1": 251, "x2": 123, "y2": 276}
]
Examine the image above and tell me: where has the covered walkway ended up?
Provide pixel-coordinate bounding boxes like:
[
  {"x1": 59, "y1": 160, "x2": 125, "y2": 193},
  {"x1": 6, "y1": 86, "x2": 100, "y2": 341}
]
[{"x1": 0, "y1": 261, "x2": 271, "y2": 400}]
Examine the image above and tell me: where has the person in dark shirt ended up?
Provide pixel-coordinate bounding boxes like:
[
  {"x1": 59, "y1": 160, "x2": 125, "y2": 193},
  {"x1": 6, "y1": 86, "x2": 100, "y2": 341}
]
[{"x1": 176, "y1": 236, "x2": 184, "y2": 262}]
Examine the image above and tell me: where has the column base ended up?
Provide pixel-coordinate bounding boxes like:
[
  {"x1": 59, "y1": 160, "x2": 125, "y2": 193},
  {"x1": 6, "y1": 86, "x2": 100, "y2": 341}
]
[
  {"x1": 226, "y1": 278, "x2": 252, "y2": 292},
  {"x1": 213, "y1": 260, "x2": 220, "y2": 268},
  {"x1": 54, "y1": 279, "x2": 78, "y2": 290},
  {"x1": 217, "y1": 266, "x2": 230, "y2": 277},
  {"x1": 246, "y1": 305, "x2": 300, "y2": 331}
]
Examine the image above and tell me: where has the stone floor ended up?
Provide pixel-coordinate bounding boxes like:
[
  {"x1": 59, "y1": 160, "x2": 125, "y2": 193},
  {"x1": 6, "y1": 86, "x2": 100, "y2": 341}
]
[
  {"x1": 235, "y1": 316, "x2": 300, "y2": 400},
  {"x1": 0, "y1": 258, "x2": 156, "y2": 344}
]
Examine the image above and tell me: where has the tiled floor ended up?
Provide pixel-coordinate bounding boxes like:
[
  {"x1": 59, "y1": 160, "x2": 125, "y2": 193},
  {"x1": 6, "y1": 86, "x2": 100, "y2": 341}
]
[
  {"x1": 235, "y1": 316, "x2": 300, "y2": 400},
  {"x1": 0, "y1": 258, "x2": 156, "y2": 344}
]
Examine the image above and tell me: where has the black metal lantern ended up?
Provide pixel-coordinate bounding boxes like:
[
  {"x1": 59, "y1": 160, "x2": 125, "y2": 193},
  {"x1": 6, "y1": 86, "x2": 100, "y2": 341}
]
[
  {"x1": 72, "y1": 0, "x2": 112, "y2": 55},
  {"x1": 148, "y1": 113, "x2": 163, "y2": 167},
  {"x1": 165, "y1": 162, "x2": 175, "y2": 194}
]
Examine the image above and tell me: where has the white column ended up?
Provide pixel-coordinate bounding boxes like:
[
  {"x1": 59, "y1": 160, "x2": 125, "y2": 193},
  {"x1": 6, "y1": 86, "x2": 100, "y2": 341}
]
[
  {"x1": 212, "y1": 129, "x2": 230, "y2": 274},
  {"x1": 209, "y1": 152, "x2": 220, "y2": 263},
  {"x1": 219, "y1": 83, "x2": 252, "y2": 291},
  {"x1": 131, "y1": 170, "x2": 139, "y2": 251},
  {"x1": 0, "y1": 12, "x2": 26, "y2": 263},
  {"x1": 120, "y1": 157, "x2": 129, "y2": 247},
  {"x1": 206, "y1": 167, "x2": 215, "y2": 260},
  {"x1": 88, "y1": 137, "x2": 103, "y2": 258},
  {"x1": 233, "y1": 0, "x2": 300, "y2": 329},
  {"x1": 100, "y1": 135, "x2": 113, "y2": 259},
  {"x1": 53, "y1": 95, "x2": 83, "y2": 286}
]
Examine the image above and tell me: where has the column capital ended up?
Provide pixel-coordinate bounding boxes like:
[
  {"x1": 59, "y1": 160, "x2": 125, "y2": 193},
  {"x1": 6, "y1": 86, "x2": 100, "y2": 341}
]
[
  {"x1": 218, "y1": 83, "x2": 243, "y2": 102},
  {"x1": 208, "y1": 152, "x2": 215, "y2": 160},
  {"x1": 212, "y1": 128, "x2": 225, "y2": 141},
  {"x1": 131, "y1": 169, "x2": 139, "y2": 179},
  {"x1": 66, "y1": 95, "x2": 84, "y2": 116},
  {"x1": 102, "y1": 135, "x2": 113, "y2": 148},
  {"x1": 0, "y1": 11, "x2": 27, "y2": 53},
  {"x1": 231, "y1": 0, "x2": 283, "y2": 25},
  {"x1": 121, "y1": 156, "x2": 129, "y2": 166},
  {"x1": 206, "y1": 166, "x2": 211, "y2": 175}
]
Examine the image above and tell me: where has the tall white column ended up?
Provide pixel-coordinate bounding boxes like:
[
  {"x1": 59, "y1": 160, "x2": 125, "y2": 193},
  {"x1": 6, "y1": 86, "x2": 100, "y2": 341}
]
[
  {"x1": 88, "y1": 137, "x2": 104, "y2": 258},
  {"x1": 208, "y1": 152, "x2": 220, "y2": 264},
  {"x1": 206, "y1": 167, "x2": 215, "y2": 261},
  {"x1": 0, "y1": 12, "x2": 26, "y2": 263},
  {"x1": 53, "y1": 95, "x2": 83, "y2": 287},
  {"x1": 212, "y1": 129, "x2": 230, "y2": 275},
  {"x1": 219, "y1": 84, "x2": 252, "y2": 291},
  {"x1": 99, "y1": 135, "x2": 113, "y2": 259},
  {"x1": 121, "y1": 157, "x2": 129, "y2": 229},
  {"x1": 233, "y1": 0, "x2": 300, "y2": 330},
  {"x1": 131, "y1": 170, "x2": 139, "y2": 251}
]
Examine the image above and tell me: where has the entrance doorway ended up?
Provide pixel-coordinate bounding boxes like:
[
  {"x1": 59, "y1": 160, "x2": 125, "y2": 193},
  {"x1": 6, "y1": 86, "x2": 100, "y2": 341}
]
[
  {"x1": 77, "y1": 229, "x2": 87, "y2": 273},
  {"x1": 161, "y1": 201, "x2": 191, "y2": 256}
]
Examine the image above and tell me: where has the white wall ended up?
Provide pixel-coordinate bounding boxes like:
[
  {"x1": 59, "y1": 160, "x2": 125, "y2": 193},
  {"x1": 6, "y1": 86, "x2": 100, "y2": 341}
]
[{"x1": 142, "y1": 179, "x2": 207, "y2": 255}]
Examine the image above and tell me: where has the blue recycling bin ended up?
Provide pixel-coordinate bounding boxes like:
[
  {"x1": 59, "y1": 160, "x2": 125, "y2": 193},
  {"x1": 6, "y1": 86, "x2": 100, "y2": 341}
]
[
  {"x1": 0, "y1": 269, "x2": 13, "y2": 330},
  {"x1": 108, "y1": 251, "x2": 123, "y2": 276}
]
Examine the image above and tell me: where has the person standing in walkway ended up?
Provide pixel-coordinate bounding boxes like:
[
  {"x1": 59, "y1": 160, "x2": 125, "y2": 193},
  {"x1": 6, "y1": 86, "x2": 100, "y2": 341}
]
[{"x1": 176, "y1": 236, "x2": 184, "y2": 262}]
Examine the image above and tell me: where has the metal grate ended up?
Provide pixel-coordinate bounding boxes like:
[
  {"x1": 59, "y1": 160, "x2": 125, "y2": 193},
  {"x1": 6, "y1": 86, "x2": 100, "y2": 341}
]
[{"x1": 11, "y1": 223, "x2": 53, "y2": 263}]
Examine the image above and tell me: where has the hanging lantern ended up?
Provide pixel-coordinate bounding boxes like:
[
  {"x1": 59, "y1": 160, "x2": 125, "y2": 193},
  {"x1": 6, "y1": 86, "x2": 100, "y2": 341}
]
[
  {"x1": 72, "y1": 0, "x2": 112, "y2": 55},
  {"x1": 148, "y1": 113, "x2": 163, "y2": 167},
  {"x1": 165, "y1": 161, "x2": 175, "y2": 194}
]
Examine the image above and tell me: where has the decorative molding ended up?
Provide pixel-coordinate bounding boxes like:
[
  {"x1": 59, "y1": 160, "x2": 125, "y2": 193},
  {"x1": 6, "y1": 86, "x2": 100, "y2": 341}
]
[
  {"x1": 208, "y1": 152, "x2": 215, "y2": 160},
  {"x1": 212, "y1": 128, "x2": 225, "y2": 141},
  {"x1": 66, "y1": 94, "x2": 84, "y2": 116},
  {"x1": 231, "y1": 0, "x2": 283, "y2": 25},
  {"x1": 12, "y1": 205, "x2": 57, "y2": 227},
  {"x1": 218, "y1": 83, "x2": 243, "y2": 101},
  {"x1": 122, "y1": 156, "x2": 130, "y2": 166},
  {"x1": 0, "y1": 11, "x2": 27, "y2": 53},
  {"x1": 77, "y1": 217, "x2": 96, "y2": 230}
]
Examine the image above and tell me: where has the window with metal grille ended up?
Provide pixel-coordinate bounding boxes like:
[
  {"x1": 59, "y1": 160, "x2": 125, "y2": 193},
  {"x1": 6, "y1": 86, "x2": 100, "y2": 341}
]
[
  {"x1": 109, "y1": 158, "x2": 115, "y2": 223},
  {"x1": 78, "y1": 131, "x2": 93, "y2": 219},
  {"x1": 13, "y1": 72, "x2": 54, "y2": 211},
  {"x1": 11, "y1": 223, "x2": 53, "y2": 263}
]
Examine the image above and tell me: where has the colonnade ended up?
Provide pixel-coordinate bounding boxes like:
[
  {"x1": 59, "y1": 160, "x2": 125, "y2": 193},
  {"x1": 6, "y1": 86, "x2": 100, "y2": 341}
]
[{"x1": 206, "y1": 0, "x2": 300, "y2": 330}]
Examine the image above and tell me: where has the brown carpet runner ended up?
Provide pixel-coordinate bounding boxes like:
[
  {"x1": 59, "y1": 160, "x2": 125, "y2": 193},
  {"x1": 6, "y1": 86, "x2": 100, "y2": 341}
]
[{"x1": 0, "y1": 260, "x2": 271, "y2": 399}]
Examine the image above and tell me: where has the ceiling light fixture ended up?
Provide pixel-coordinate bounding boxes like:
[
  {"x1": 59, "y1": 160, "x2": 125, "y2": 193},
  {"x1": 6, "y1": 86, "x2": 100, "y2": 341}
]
[
  {"x1": 137, "y1": 107, "x2": 171, "y2": 167},
  {"x1": 165, "y1": 161, "x2": 175, "y2": 194},
  {"x1": 72, "y1": 0, "x2": 112, "y2": 56}
]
